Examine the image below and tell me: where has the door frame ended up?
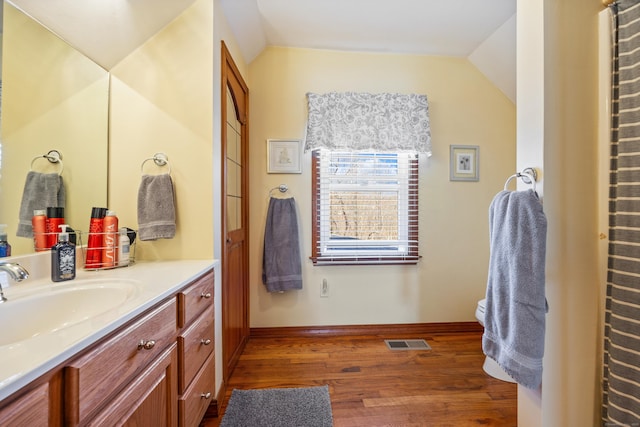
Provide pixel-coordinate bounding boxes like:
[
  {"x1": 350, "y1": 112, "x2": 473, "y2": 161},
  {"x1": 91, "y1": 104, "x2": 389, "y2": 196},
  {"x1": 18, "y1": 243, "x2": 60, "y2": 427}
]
[{"x1": 220, "y1": 41, "x2": 250, "y2": 383}]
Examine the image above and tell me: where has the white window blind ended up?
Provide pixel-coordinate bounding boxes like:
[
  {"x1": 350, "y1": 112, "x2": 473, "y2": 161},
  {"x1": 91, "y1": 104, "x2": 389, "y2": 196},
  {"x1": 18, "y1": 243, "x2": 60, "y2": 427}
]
[{"x1": 311, "y1": 149, "x2": 420, "y2": 265}]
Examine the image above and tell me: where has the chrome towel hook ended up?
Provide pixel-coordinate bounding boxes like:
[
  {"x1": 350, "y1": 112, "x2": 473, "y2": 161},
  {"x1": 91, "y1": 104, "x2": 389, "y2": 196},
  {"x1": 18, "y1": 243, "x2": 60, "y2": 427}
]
[
  {"x1": 30, "y1": 150, "x2": 64, "y2": 175},
  {"x1": 269, "y1": 184, "x2": 290, "y2": 198},
  {"x1": 141, "y1": 153, "x2": 171, "y2": 174},
  {"x1": 504, "y1": 167, "x2": 538, "y2": 191}
]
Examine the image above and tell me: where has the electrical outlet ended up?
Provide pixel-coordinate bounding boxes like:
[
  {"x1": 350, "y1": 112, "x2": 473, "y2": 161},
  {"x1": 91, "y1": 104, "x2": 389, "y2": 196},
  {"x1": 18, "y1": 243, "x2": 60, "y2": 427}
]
[{"x1": 321, "y1": 278, "x2": 329, "y2": 297}]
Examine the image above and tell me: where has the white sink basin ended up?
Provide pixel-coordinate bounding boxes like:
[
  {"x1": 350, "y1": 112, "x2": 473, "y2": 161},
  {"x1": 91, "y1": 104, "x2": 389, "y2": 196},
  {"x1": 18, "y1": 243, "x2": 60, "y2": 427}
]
[{"x1": 0, "y1": 279, "x2": 140, "y2": 346}]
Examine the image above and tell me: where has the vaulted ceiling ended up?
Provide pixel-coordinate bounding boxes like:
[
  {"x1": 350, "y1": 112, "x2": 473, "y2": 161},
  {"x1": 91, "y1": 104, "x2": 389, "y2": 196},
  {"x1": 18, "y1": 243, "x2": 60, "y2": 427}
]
[
  {"x1": 219, "y1": 0, "x2": 517, "y2": 102},
  {"x1": 3, "y1": 0, "x2": 516, "y2": 101},
  {"x1": 7, "y1": 0, "x2": 198, "y2": 70}
]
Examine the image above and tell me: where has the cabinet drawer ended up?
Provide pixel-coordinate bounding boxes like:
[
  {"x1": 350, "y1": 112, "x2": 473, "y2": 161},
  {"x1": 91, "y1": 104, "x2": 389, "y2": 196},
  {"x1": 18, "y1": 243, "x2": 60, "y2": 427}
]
[
  {"x1": 178, "y1": 305, "x2": 214, "y2": 393},
  {"x1": 178, "y1": 351, "x2": 215, "y2": 427},
  {"x1": 65, "y1": 298, "x2": 177, "y2": 425},
  {"x1": 177, "y1": 269, "x2": 214, "y2": 328}
]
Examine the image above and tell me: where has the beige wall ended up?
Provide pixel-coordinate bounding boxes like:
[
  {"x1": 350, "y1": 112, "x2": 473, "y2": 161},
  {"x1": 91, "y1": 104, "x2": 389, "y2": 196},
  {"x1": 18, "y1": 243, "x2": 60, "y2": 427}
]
[
  {"x1": 108, "y1": 0, "x2": 214, "y2": 261},
  {"x1": 517, "y1": 0, "x2": 603, "y2": 425},
  {"x1": 248, "y1": 47, "x2": 516, "y2": 327},
  {"x1": 109, "y1": 0, "x2": 241, "y2": 399}
]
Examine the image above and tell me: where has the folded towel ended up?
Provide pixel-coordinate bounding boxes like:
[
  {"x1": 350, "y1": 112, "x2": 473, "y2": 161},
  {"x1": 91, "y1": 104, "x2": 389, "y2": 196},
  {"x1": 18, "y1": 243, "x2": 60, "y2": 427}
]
[
  {"x1": 262, "y1": 197, "x2": 303, "y2": 292},
  {"x1": 137, "y1": 173, "x2": 176, "y2": 241},
  {"x1": 16, "y1": 171, "x2": 65, "y2": 237},
  {"x1": 482, "y1": 189, "x2": 547, "y2": 390}
]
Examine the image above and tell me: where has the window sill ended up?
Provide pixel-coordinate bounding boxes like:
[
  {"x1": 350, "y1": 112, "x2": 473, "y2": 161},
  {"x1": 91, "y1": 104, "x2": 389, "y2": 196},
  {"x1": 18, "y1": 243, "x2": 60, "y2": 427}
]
[{"x1": 310, "y1": 256, "x2": 420, "y2": 266}]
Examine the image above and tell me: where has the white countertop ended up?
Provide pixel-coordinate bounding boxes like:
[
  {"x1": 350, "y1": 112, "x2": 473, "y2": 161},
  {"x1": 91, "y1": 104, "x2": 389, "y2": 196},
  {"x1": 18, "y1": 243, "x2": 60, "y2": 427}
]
[{"x1": 0, "y1": 259, "x2": 216, "y2": 402}]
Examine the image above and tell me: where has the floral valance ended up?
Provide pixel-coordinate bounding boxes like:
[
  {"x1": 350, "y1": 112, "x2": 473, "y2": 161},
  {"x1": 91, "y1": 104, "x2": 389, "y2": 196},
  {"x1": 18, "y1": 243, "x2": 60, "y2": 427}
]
[{"x1": 304, "y1": 92, "x2": 431, "y2": 154}]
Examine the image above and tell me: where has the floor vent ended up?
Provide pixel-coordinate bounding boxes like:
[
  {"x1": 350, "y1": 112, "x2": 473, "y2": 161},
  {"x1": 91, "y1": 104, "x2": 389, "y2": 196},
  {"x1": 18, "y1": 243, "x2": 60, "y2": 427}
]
[{"x1": 384, "y1": 339, "x2": 431, "y2": 351}]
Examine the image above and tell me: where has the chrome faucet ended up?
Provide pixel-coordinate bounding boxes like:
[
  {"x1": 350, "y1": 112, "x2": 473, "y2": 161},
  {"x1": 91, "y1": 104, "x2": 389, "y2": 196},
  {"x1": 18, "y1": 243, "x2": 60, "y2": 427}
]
[{"x1": 0, "y1": 263, "x2": 30, "y2": 303}]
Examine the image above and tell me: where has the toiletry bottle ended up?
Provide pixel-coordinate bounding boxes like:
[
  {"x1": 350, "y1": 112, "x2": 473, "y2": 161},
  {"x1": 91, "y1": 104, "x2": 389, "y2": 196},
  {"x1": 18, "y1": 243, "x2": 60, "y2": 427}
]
[
  {"x1": 102, "y1": 210, "x2": 118, "y2": 268},
  {"x1": 118, "y1": 227, "x2": 130, "y2": 267},
  {"x1": 51, "y1": 224, "x2": 75, "y2": 282},
  {"x1": 32, "y1": 210, "x2": 48, "y2": 251},
  {"x1": 46, "y1": 207, "x2": 65, "y2": 248},
  {"x1": 86, "y1": 207, "x2": 107, "y2": 268},
  {"x1": 0, "y1": 225, "x2": 11, "y2": 258}
]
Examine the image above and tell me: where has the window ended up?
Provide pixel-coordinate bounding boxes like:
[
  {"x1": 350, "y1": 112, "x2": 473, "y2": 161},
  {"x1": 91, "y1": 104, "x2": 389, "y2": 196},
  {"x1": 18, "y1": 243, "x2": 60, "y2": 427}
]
[{"x1": 311, "y1": 149, "x2": 419, "y2": 265}]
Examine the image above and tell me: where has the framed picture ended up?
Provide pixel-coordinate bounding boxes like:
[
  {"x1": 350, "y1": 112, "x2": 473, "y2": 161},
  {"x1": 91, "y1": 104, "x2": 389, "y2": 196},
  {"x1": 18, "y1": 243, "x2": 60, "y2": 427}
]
[
  {"x1": 267, "y1": 139, "x2": 302, "y2": 174},
  {"x1": 449, "y1": 145, "x2": 479, "y2": 181}
]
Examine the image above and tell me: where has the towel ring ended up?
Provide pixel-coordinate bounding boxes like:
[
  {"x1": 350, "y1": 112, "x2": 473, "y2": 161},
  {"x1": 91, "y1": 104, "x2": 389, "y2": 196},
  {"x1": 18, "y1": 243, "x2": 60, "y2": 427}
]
[
  {"x1": 269, "y1": 184, "x2": 290, "y2": 198},
  {"x1": 504, "y1": 168, "x2": 537, "y2": 192},
  {"x1": 30, "y1": 150, "x2": 64, "y2": 175},
  {"x1": 141, "y1": 153, "x2": 171, "y2": 174}
]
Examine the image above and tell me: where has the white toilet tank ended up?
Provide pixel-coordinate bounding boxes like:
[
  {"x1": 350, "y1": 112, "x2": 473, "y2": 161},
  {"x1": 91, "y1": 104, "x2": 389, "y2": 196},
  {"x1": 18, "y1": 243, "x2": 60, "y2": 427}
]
[{"x1": 475, "y1": 298, "x2": 487, "y2": 325}]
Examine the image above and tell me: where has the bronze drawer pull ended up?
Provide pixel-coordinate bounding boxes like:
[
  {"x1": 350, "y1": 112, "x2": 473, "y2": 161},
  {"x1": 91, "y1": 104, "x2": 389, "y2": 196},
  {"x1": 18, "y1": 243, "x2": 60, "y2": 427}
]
[
  {"x1": 201, "y1": 392, "x2": 211, "y2": 399},
  {"x1": 201, "y1": 339, "x2": 212, "y2": 346},
  {"x1": 201, "y1": 292, "x2": 212, "y2": 299},
  {"x1": 137, "y1": 339, "x2": 156, "y2": 350}
]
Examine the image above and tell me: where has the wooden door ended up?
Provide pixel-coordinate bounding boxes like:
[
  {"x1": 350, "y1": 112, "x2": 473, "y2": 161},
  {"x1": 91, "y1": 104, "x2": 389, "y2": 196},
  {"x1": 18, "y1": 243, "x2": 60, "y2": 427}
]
[{"x1": 221, "y1": 42, "x2": 250, "y2": 383}]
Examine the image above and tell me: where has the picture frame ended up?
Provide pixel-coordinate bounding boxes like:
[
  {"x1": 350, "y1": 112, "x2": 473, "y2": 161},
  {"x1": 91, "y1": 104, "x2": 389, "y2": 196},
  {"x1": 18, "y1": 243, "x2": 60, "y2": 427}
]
[
  {"x1": 449, "y1": 145, "x2": 479, "y2": 181},
  {"x1": 267, "y1": 139, "x2": 302, "y2": 174}
]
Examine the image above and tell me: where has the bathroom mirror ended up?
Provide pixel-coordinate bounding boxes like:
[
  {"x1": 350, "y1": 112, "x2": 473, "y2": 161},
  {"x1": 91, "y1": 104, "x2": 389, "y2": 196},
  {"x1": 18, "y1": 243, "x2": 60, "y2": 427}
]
[{"x1": 0, "y1": 0, "x2": 109, "y2": 255}]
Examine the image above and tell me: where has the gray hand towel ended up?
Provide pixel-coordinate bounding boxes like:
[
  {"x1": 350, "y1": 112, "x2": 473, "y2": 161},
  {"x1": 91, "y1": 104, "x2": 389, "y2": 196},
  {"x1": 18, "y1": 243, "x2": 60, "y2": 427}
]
[
  {"x1": 482, "y1": 189, "x2": 547, "y2": 390},
  {"x1": 16, "y1": 171, "x2": 66, "y2": 237},
  {"x1": 137, "y1": 173, "x2": 176, "y2": 241},
  {"x1": 262, "y1": 197, "x2": 303, "y2": 292}
]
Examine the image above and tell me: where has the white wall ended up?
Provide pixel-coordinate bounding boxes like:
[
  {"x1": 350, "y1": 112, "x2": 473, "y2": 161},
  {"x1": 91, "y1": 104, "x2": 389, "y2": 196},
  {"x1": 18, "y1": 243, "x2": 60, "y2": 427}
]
[
  {"x1": 517, "y1": 0, "x2": 603, "y2": 425},
  {"x1": 515, "y1": 0, "x2": 545, "y2": 424}
]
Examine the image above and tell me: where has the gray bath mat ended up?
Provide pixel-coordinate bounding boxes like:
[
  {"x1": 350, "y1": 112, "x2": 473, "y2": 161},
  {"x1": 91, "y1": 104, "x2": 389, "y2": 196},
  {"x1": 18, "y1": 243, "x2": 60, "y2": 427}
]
[{"x1": 220, "y1": 385, "x2": 333, "y2": 427}]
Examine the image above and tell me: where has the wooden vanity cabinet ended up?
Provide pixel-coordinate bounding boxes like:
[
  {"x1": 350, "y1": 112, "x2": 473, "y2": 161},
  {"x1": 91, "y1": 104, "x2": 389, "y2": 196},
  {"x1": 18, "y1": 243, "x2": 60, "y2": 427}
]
[
  {"x1": 0, "y1": 267, "x2": 214, "y2": 427},
  {"x1": 177, "y1": 269, "x2": 215, "y2": 427}
]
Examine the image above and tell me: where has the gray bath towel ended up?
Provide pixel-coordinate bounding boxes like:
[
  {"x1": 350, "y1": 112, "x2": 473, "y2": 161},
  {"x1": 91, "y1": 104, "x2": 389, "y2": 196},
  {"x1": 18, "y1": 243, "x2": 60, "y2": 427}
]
[
  {"x1": 16, "y1": 171, "x2": 66, "y2": 237},
  {"x1": 262, "y1": 197, "x2": 303, "y2": 292},
  {"x1": 137, "y1": 173, "x2": 176, "y2": 241},
  {"x1": 482, "y1": 189, "x2": 547, "y2": 389}
]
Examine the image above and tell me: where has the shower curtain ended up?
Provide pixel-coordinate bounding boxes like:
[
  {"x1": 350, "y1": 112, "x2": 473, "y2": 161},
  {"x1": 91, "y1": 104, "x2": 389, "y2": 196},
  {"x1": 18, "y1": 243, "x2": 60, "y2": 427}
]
[{"x1": 603, "y1": 0, "x2": 640, "y2": 424}]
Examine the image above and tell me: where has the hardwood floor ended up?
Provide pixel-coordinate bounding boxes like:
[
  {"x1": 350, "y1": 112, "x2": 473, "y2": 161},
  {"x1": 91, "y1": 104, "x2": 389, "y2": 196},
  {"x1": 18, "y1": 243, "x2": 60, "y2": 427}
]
[{"x1": 203, "y1": 330, "x2": 517, "y2": 426}]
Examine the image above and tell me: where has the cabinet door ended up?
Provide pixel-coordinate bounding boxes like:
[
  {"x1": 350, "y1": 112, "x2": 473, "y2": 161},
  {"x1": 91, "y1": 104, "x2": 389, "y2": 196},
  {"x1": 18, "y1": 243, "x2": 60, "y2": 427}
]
[
  {"x1": 88, "y1": 344, "x2": 178, "y2": 427},
  {"x1": 0, "y1": 383, "x2": 50, "y2": 427},
  {"x1": 65, "y1": 298, "x2": 177, "y2": 424}
]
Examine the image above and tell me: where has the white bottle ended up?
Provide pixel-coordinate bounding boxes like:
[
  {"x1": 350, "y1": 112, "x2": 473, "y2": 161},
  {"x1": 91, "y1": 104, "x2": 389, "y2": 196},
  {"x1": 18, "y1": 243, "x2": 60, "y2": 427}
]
[{"x1": 118, "y1": 227, "x2": 130, "y2": 267}]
